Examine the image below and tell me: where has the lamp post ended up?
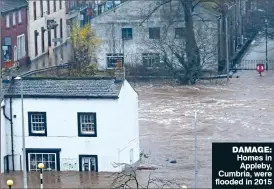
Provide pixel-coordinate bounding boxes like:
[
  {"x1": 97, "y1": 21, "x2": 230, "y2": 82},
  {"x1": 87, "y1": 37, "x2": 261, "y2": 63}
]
[
  {"x1": 7, "y1": 179, "x2": 14, "y2": 189},
  {"x1": 38, "y1": 163, "x2": 44, "y2": 189},
  {"x1": 0, "y1": 1, "x2": 3, "y2": 175},
  {"x1": 194, "y1": 111, "x2": 198, "y2": 189},
  {"x1": 14, "y1": 76, "x2": 28, "y2": 188},
  {"x1": 265, "y1": 18, "x2": 268, "y2": 71}
]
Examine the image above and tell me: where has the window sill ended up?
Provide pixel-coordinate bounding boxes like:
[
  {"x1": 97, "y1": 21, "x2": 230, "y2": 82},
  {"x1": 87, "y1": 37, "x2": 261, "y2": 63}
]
[
  {"x1": 29, "y1": 132, "x2": 47, "y2": 137},
  {"x1": 78, "y1": 133, "x2": 97, "y2": 137}
]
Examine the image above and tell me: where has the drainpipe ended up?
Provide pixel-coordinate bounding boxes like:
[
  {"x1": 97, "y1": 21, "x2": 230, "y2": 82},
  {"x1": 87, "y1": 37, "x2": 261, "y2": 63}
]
[{"x1": 2, "y1": 98, "x2": 15, "y2": 171}]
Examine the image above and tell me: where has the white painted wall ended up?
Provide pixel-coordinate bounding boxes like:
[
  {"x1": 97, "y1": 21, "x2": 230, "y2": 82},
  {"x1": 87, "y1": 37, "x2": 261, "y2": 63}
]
[
  {"x1": 1, "y1": 104, "x2": 7, "y2": 173},
  {"x1": 90, "y1": 0, "x2": 219, "y2": 72},
  {"x1": 28, "y1": 0, "x2": 67, "y2": 60},
  {"x1": 116, "y1": 81, "x2": 139, "y2": 166},
  {"x1": 0, "y1": 81, "x2": 139, "y2": 172}
]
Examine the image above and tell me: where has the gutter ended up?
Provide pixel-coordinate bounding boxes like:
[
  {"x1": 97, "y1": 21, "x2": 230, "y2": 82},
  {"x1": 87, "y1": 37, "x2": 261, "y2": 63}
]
[{"x1": 2, "y1": 98, "x2": 15, "y2": 171}]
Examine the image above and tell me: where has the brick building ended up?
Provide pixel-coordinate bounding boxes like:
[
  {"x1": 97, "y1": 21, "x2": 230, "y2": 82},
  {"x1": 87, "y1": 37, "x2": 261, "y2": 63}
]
[{"x1": 1, "y1": 0, "x2": 29, "y2": 68}]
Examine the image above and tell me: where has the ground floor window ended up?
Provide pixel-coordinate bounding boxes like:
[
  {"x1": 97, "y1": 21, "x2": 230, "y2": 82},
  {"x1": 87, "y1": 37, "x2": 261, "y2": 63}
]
[
  {"x1": 142, "y1": 53, "x2": 160, "y2": 67},
  {"x1": 26, "y1": 148, "x2": 61, "y2": 171},
  {"x1": 106, "y1": 53, "x2": 124, "y2": 68},
  {"x1": 79, "y1": 155, "x2": 98, "y2": 172},
  {"x1": 29, "y1": 153, "x2": 56, "y2": 171}
]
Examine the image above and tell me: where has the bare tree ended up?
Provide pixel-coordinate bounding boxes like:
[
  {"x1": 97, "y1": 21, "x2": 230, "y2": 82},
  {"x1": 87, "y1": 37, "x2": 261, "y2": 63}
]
[
  {"x1": 137, "y1": 0, "x2": 240, "y2": 84},
  {"x1": 138, "y1": 0, "x2": 220, "y2": 84},
  {"x1": 105, "y1": 23, "x2": 124, "y2": 53},
  {"x1": 111, "y1": 163, "x2": 183, "y2": 189}
]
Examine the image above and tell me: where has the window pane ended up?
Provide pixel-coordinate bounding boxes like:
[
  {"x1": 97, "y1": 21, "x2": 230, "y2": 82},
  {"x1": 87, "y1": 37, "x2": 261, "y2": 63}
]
[
  {"x1": 43, "y1": 154, "x2": 48, "y2": 161},
  {"x1": 49, "y1": 154, "x2": 55, "y2": 161},
  {"x1": 49, "y1": 162, "x2": 56, "y2": 170},
  {"x1": 36, "y1": 154, "x2": 42, "y2": 162},
  {"x1": 31, "y1": 113, "x2": 46, "y2": 133},
  {"x1": 44, "y1": 162, "x2": 50, "y2": 170},
  {"x1": 30, "y1": 162, "x2": 37, "y2": 170},
  {"x1": 80, "y1": 114, "x2": 95, "y2": 134}
]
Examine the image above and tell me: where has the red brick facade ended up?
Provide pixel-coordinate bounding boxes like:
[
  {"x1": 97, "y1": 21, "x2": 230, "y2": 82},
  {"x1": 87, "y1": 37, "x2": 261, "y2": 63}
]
[{"x1": 1, "y1": 7, "x2": 28, "y2": 68}]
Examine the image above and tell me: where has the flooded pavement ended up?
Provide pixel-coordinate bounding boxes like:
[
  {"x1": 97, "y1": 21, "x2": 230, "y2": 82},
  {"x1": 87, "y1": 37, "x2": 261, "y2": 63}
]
[
  {"x1": 2, "y1": 35, "x2": 274, "y2": 188},
  {"x1": 2, "y1": 70, "x2": 274, "y2": 188}
]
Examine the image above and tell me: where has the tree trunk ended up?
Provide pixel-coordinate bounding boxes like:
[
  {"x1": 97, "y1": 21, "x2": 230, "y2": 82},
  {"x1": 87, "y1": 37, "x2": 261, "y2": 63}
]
[{"x1": 181, "y1": 0, "x2": 201, "y2": 84}]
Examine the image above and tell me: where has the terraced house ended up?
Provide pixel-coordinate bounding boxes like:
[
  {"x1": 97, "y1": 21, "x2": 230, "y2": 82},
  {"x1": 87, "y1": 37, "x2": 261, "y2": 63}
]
[
  {"x1": 28, "y1": 0, "x2": 67, "y2": 61},
  {"x1": 0, "y1": 77, "x2": 139, "y2": 173},
  {"x1": 1, "y1": 0, "x2": 28, "y2": 68}
]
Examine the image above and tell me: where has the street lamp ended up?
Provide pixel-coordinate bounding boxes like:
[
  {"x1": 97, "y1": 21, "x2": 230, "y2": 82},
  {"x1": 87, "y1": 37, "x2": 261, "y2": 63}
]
[
  {"x1": 265, "y1": 18, "x2": 268, "y2": 71},
  {"x1": 14, "y1": 76, "x2": 28, "y2": 188},
  {"x1": 7, "y1": 179, "x2": 14, "y2": 189}
]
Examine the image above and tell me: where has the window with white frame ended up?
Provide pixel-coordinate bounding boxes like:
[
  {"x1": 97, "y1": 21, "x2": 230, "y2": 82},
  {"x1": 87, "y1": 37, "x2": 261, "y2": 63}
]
[
  {"x1": 14, "y1": 46, "x2": 17, "y2": 61},
  {"x1": 17, "y1": 34, "x2": 25, "y2": 59},
  {"x1": 29, "y1": 153, "x2": 56, "y2": 171},
  {"x1": 78, "y1": 113, "x2": 97, "y2": 137},
  {"x1": 18, "y1": 10, "x2": 22, "y2": 23},
  {"x1": 28, "y1": 112, "x2": 47, "y2": 136},
  {"x1": 6, "y1": 14, "x2": 10, "y2": 28},
  {"x1": 12, "y1": 12, "x2": 16, "y2": 26}
]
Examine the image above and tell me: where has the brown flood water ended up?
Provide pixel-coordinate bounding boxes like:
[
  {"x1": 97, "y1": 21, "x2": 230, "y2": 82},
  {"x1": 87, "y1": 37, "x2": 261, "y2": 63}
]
[{"x1": 2, "y1": 70, "x2": 274, "y2": 188}]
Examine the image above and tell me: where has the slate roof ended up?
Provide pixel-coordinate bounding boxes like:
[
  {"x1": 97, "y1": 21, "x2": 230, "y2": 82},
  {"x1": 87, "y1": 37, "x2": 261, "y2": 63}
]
[
  {"x1": 3, "y1": 77, "x2": 123, "y2": 99},
  {"x1": 1, "y1": 0, "x2": 28, "y2": 13}
]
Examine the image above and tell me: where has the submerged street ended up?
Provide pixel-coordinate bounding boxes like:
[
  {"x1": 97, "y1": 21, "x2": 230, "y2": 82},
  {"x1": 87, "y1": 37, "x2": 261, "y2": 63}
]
[{"x1": 2, "y1": 35, "x2": 274, "y2": 188}]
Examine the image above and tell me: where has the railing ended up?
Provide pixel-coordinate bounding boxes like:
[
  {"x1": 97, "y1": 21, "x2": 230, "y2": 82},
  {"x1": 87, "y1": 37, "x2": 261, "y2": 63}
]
[
  {"x1": 19, "y1": 63, "x2": 70, "y2": 77},
  {"x1": 235, "y1": 60, "x2": 274, "y2": 70}
]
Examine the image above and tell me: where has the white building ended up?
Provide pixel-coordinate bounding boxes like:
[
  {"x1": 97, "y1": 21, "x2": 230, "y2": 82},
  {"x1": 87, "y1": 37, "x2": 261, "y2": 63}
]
[
  {"x1": 90, "y1": 0, "x2": 220, "y2": 73},
  {"x1": 1, "y1": 77, "x2": 139, "y2": 173},
  {"x1": 28, "y1": 0, "x2": 67, "y2": 61}
]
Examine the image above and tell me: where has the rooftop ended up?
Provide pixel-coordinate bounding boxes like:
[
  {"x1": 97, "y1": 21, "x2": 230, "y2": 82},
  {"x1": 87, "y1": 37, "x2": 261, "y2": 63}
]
[
  {"x1": 3, "y1": 77, "x2": 123, "y2": 99},
  {"x1": 1, "y1": 0, "x2": 28, "y2": 13}
]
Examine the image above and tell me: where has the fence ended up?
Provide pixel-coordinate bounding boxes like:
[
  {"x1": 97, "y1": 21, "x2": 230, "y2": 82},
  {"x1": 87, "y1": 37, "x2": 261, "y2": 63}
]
[{"x1": 235, "y1": 60, "x2": 274, "y2": 70}]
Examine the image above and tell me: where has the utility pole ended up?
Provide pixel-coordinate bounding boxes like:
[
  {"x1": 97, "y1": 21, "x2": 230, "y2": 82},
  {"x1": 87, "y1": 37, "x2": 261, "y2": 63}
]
[
  {"x1": 225, "y1": 15, "x2": 229, "y2": 82},
  {"x1": 0, "y1": 1, "x2": 2, "y2": 177},
  {"x1": 265, "y1": 18, "x2": 268, "y2": 71},
  {"x1": 194, "y1": 111, "x2": 198, "y2": 189}
]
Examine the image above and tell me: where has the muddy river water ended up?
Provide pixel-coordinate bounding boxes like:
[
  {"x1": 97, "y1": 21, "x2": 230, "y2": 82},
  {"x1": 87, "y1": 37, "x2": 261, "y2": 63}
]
[{"x1": 2, "y1": 70, "x2": 274, "y2": 188}]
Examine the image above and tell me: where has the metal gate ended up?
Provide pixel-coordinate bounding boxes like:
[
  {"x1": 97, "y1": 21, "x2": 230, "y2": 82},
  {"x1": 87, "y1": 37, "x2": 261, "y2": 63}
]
[{"x1": 235, "y1": 60, "x2": 274, "y2": 70}]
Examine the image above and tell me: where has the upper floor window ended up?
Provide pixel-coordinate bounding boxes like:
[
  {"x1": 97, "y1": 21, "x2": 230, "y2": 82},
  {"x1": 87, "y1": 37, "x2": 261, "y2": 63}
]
[
  {"x1": 17, "y1": 34, "x2": 26, "y2": 59},
  {"x1": 28, "y1": 112, "x2": 47, "y2": 136},
  {"x1": 33, "y1": 1, "x2": 37, "y2": 20},
  {"x1": 6, "y1": 14, "x2": 10, "y2": 28},
  {"x1": 12, "y1": 12, "x2": 16, "y2": 26},
  {"x1": 149, "y1": 27, "x2": 160, "y2": 39},
  {"x1": 175, "y1": 27, "x2": 185, "y2": 39},
  {"x1": 54, "y1": 0, "x2": 56, "y2": 12},
  {"x1": 40, "y1": 0, "x2": 44, "y2": 17},
  {"x1": 18, "y1": 10, "x2": 22, "y2": 23},
  {"x1": 47, "y1": 0, "x2": 50, "y2": 14},
  {"x1": 60, "y1": 0, "x2": 62, "y2": 9},
  {"x1": 122, "y1": 28, "x2": 133, "y2": 40},
  {"x1": 78, "y1": 113, "x2": 97, "y2": 137}
]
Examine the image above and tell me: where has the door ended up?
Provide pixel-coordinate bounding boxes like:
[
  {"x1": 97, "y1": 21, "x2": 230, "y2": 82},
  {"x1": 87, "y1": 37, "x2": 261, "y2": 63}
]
[
  {"x1": 79, "y1": 155, "x2": 98, "y2": 172},
  {"x1": 4, "y1": 155, "x2": 9, "y2": 173}
]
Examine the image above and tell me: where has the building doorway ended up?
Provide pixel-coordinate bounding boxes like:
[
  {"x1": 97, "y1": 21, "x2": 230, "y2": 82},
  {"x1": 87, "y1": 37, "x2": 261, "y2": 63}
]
[{"x1": 79, "y1": 155, "x2": 98, "y2": 172}]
